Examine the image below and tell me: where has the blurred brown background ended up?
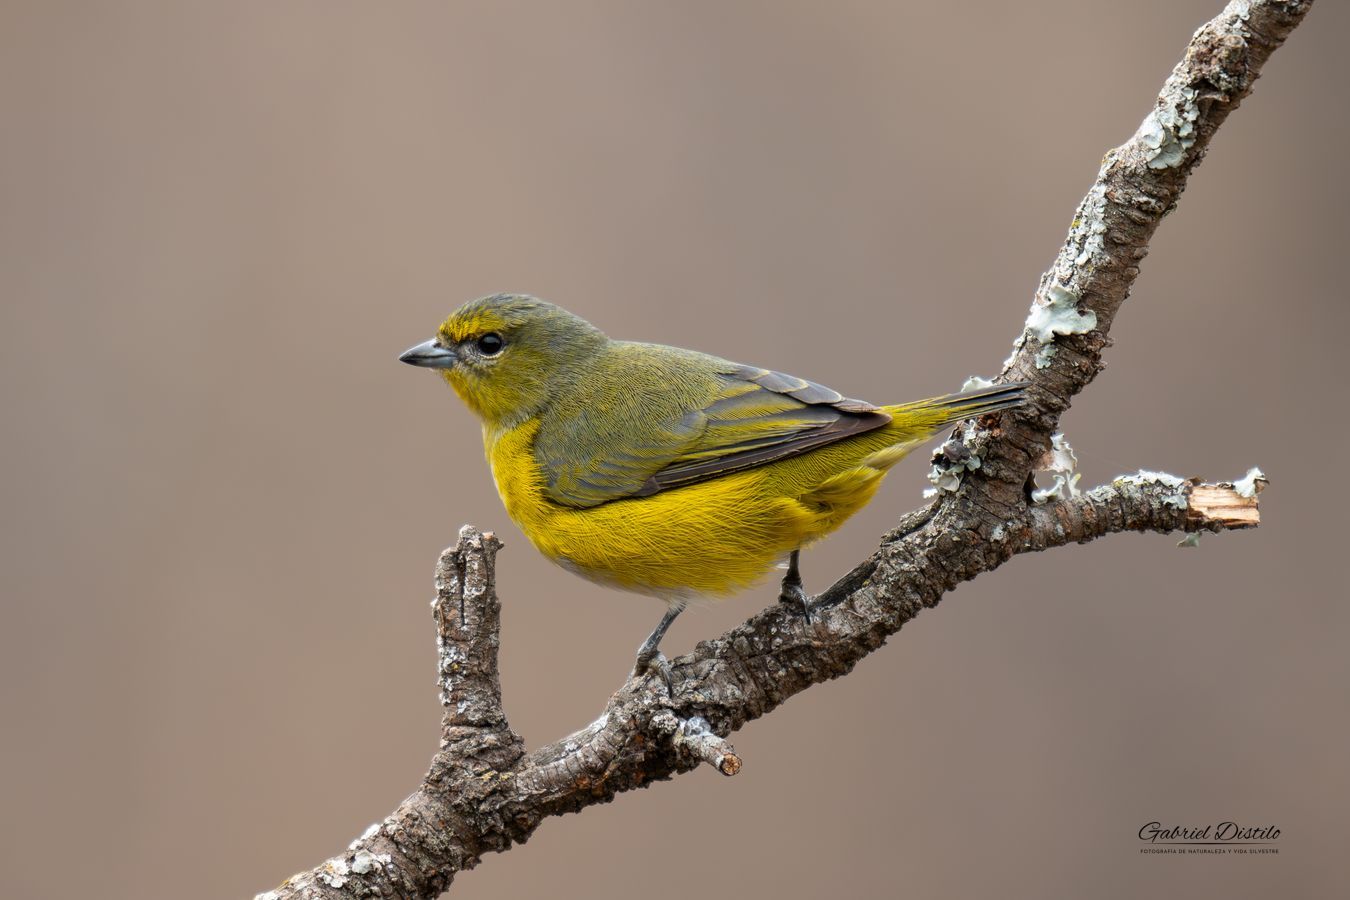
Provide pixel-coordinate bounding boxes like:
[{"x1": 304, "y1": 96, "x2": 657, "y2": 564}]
[{"x1": 2, "y1": 1, "x2": 1347, "y2": 898}]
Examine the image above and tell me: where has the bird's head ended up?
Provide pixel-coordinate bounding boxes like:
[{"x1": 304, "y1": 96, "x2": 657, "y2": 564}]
[{"x1": 400, "y1": 294, "x2": 607, "y2": 429}]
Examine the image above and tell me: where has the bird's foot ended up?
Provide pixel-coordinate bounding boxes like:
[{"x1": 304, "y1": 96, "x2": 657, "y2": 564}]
[
  {"x1": 778, "y1": 580, "x2": 815, "y2": 624},
  {"x1": 631, "y1": 648, "x2": 673, "y2": 694},
  {"x1": 778, "y1": 549, "x2": 814, "y2": 624},
  {"x1": 630, "y1": 602, "x2": 684, "y2": 693}
]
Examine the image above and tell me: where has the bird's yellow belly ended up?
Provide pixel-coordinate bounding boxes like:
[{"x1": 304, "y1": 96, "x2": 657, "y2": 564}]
[{"x1": 486, "y1": 420, "x2": 903, "y2": 603}]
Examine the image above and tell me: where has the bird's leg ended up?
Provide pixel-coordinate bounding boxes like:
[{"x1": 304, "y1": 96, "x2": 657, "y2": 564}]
[
  {"x1": 632, "y1": 601, "x2": 685, "y2": 688},
  {"x1": 778, "y1": 549, "x2": 813, "y2": 623}
]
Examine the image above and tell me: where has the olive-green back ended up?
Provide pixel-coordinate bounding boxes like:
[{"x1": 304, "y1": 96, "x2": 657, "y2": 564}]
[{"x1": 533, "y1": 341, "x2": 890, "y2": 508}]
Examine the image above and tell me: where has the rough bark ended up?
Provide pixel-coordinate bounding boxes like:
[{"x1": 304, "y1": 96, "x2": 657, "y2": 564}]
[{"x1": 258, "y1": 1, "x2": 1305, "y2": 897}]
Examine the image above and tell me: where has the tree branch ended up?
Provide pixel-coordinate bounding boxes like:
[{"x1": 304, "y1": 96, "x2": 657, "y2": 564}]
[{"x1": 258, "y1": 1, "x2": 1305, "y2": 896}]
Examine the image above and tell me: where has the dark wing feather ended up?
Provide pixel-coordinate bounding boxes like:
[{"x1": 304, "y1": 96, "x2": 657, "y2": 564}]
[{"x1": 633, "y1": 365, "x2": 889, "y2": 495}]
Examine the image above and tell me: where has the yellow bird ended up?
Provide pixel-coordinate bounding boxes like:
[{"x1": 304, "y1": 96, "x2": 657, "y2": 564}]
[{"x1": 401, "y1": 294, "x2": 1026, "y2": 671}]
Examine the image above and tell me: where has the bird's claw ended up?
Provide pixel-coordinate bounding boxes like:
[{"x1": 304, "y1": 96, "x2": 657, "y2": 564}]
[
  {"x1": 777, "y1": 549, "x2": 814, "y2": 623},
  {"x1": 778, "y1": 581, "x2": 814, "y2": 624},
  {"x1": 632, "y1": 649, "x2": 673, "y2": 694}
]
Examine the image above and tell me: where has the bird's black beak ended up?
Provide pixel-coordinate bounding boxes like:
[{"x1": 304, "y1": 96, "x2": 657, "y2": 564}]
[{"x1": 399, "y1": 339, "x2": 458, "y2": 369}]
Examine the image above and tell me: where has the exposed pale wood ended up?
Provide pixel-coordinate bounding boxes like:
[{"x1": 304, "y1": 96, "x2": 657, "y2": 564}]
[{"x1": 1189, "y1": 485, "x2": 1261, "y2": 528}]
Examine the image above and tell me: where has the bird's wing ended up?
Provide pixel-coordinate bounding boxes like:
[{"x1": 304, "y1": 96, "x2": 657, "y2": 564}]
[{"x1": 537, "y1": 361, "x2": 891, "y2": 508}]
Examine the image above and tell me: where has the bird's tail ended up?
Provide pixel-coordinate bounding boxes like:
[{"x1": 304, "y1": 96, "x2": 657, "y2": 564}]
[
  {"x1": 880, "y1": 382, "x2": 1030, "y2": 444},
  {"x1": 802, "y1": 382, "x2": 1029, "y2": 521}
]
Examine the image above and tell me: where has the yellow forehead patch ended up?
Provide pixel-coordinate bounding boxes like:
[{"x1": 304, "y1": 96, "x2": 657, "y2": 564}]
[{"x1": 439, "y1": 309, "x2": 509, "y2": 344}]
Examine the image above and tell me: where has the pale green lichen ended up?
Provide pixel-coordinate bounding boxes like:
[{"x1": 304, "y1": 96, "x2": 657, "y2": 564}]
[
  {"x1": 961, "y1": 375, "x2": 995, "y2": 392},
  {"x1": 351, "y1": 848, "x2": 391, "y2": 874},
  {"x1": 1233, "y1": 466, "x2": 1267, "y2": 498},
  {"x1": 1072, "y1": 183, "x2": 1109, "y2": 267},
  {"x1": 925, "y1": 432, "x2": 982, "y2": 498},
  {"x1": 1033, "y1": 173, "x2": 1105, "y2": 363},
  {"x1": 1001, "y1": 332, "x2": 1027, "y2": 372},
  {"x1": 1115, "y1": 470, "x2": 1188, "y2": 510},
  {"x1": 318, "y1": 858, "x2": 350, "y2": 889},
  {"x1": 1177, "y1": 533, "x2": 1202, "y2": 548},
  {"x1": 1084, "y1": 484, "x2": 1112, "y2": 501},
  {"x1": 1030, "y1": 432, "x2": 1081, "y2": 503},
  {"x1": 925, "y1": 453, "x2": 980, "y2": 497},
  {"x1": 1139, "y1": 85, "x2": 1200, "y2": 170},
  {"x1": 1026, "y1": 284, "x2": 1097, "y2": 344}
]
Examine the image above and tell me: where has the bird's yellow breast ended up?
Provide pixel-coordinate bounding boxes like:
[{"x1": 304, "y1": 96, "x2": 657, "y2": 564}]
[{"x1": 486, "y1": 418, "x2": 905, "y2": 602}]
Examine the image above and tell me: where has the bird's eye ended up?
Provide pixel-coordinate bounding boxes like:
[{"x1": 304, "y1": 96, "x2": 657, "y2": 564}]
[{"x1": 476, "y1": 333, "x2": 504, "y2": 356}]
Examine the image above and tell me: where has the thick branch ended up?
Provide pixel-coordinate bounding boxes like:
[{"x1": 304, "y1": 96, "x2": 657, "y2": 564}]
[
  {"x1": 258, "y1": 2, "x2": 1304, "y2": 897},
  {"x1": 971, "y1": 0, "x2": 1311, "y2": 500}
]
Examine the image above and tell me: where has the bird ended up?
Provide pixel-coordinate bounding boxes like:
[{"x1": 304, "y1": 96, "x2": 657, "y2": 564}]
[{"x1": 401, "y1": 294, "x2": 1026, "y2": 674}]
